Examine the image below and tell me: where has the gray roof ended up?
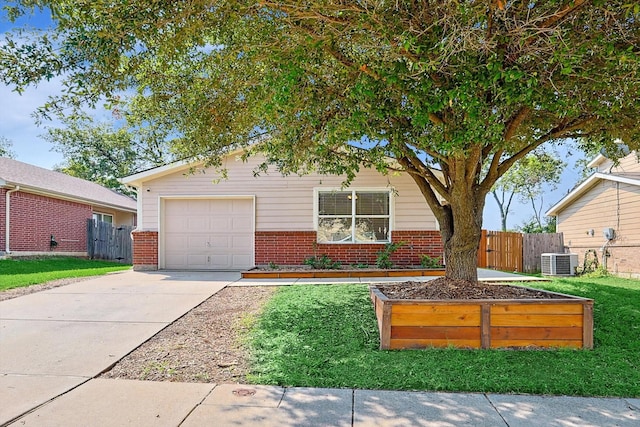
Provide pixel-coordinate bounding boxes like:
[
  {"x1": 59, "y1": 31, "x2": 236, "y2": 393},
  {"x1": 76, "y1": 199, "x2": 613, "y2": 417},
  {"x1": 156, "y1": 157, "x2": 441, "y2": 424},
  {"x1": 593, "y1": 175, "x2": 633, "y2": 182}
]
[{"x1": 0, "y1": 157, "x2": 136, "y2": 212}]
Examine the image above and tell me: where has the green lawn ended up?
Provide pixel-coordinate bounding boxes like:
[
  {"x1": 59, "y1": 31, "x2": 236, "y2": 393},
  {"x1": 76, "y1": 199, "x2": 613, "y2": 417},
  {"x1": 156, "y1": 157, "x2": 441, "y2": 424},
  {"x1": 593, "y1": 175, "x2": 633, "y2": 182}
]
[
  {"x1": 0, "y1": 257, "x2": 131, "y2": 291},
  {"x1": 247, "y1": 275, "x2": 640, "y2": 397}
]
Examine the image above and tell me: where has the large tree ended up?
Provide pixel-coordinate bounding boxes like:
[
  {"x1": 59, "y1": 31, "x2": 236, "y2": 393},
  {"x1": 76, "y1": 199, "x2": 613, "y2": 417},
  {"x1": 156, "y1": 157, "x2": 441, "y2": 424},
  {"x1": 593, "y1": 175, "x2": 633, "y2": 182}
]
[
  {"x1": 45, "y1": 114, "x2": 174, "y2": 196},
  {"x1": 491, "y1": 150, "x2": 565, "y2": 231},
  {"x1": 2, "y1": 1, "x2": 639, "y2": 281}
]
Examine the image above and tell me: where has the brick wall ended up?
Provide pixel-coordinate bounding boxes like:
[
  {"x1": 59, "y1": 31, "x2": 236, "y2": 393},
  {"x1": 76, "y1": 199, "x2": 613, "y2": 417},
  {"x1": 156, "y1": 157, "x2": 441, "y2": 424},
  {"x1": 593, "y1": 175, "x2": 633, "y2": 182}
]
[
  {"x1": 0, "y1": 188, "x2": 6, "y2": 250},
  {"x1": 3, "y1": 190, "x2": 91, "y2": 252},
  {"x1": 567, "y1": 244, "x2": 640, "y2": 279},
  {"x1": 255, "y1": 230, "x2": 443, "y2": 266},
  {"x1": 132, "y1": 230, "x2": 159, "y2": 270},
  {"x1": 131, "y1": 230, "x2": 443, "y2": 270}
]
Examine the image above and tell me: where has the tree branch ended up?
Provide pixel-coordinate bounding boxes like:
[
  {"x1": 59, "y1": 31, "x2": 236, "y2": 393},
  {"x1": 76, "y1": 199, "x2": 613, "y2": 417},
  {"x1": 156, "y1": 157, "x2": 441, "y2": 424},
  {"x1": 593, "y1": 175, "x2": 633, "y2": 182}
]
[{"x1": 504, "y1": 107, "x2": 531, "y2": 141}]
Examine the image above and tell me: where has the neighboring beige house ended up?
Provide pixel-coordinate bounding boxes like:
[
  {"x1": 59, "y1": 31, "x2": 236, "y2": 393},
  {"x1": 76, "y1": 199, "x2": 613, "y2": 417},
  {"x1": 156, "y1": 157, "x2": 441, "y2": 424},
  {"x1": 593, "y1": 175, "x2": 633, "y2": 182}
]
[
  {"x1": 1, "y1": 157, "x2": 137, "y2": 257},
  {"x1": 121, "y1": 151, "x2": 442, "y2": 271},
  {"x1": 546, "y1": 151, "x2": 640, "y2": 278}
]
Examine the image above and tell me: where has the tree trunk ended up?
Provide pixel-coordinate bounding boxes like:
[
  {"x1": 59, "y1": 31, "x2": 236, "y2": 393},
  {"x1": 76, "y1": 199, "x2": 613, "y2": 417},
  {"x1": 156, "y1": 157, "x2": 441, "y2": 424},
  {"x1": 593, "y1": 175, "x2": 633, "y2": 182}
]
[
  {"x1": 438, "y1": 188, "x2": 486, "y2": 282},
  {"x1": 401, "y1": 156, "x2": 488, "y2": 283}
]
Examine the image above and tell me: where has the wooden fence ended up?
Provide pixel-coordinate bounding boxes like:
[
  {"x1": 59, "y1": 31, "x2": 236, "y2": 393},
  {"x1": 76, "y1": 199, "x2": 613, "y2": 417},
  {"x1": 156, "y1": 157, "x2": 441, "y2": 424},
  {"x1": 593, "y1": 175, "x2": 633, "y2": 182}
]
[
  {"x1": 87, "y1": 219, "x2": 133, "y2": 264},
  {"x1": 478, "y1": 230, "x2": 564, "y2": 273},
  {"x1": 522, "y1": 232, "x2": 565, "y2": 273}
]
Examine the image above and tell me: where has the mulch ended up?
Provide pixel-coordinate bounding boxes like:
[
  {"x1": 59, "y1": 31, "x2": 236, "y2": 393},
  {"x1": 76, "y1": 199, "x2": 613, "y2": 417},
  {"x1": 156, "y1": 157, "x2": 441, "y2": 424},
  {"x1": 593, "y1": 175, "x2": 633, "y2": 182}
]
[{"x1": 377, "y1": 277, "x2": 564, "y2": 300}]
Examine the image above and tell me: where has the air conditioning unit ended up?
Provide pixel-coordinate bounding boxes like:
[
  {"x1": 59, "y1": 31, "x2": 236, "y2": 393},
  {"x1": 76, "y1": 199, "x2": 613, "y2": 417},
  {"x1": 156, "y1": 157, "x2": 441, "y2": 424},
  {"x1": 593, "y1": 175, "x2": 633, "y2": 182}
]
[{"x1": 541, "y1": 253, "x2": 578, "y2": 276}]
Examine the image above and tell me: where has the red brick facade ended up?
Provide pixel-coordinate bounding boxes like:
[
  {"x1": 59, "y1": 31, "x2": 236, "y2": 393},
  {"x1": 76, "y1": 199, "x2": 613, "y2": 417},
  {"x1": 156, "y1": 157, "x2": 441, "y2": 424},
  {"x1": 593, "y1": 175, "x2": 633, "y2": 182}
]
[
  {"x1": 131, "y1": 230, "x2": 443, "y2": 270},
  {"x1": 255, "y1": 230, "x2": 443, "y2": 266},
  {"x1": 132, "y1": 230, "x2": 159, "y2": 270},
  {"x1": 0, "y1": 190, "x2": 91, "y2": 252}
]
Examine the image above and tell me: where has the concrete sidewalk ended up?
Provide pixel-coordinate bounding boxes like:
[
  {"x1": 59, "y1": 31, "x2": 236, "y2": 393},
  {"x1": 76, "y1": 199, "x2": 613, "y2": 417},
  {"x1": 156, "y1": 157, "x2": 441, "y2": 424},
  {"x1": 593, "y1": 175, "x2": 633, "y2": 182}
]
[
  {"x1": 2, "y1": 269, "x2": 639, "y2": 426},
  {"x1": 8, "y1": 381, "x2": 640, "y2": 426}
]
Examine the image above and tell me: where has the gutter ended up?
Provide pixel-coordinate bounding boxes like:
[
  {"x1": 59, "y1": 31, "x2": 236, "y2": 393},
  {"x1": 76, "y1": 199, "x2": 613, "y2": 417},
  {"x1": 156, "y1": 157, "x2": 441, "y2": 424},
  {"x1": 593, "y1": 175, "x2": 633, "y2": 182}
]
[{"x1": 5, "y1": 185, "x2": 20, "y2": 253}]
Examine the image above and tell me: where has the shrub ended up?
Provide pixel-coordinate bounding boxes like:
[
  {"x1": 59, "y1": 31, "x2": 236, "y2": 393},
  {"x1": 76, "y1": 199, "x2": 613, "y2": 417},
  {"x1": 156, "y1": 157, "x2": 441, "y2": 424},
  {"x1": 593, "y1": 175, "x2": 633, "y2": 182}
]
[
  {"x1": 376, "y1": 241, "x2": 405, "y2": 269},
  {"x1": 303, "y1": 255, "x2": 342, "y2": 270},
  {"x1": 420, "y1": 254, "x2": 443, "y2": 268}
]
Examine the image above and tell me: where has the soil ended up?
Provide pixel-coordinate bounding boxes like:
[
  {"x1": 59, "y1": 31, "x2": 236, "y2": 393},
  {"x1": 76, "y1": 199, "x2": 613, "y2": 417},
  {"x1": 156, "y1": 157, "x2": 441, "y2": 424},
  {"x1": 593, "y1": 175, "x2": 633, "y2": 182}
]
[
  {"x1": 101, "y1": 286, "x2": 276, "y2": 383},
  {"x1": 378, "y1": 277, "x2": 564, "y2": 300},
  {"x1": 253, "y1": 265, "x2": 442, "y2": 271}
]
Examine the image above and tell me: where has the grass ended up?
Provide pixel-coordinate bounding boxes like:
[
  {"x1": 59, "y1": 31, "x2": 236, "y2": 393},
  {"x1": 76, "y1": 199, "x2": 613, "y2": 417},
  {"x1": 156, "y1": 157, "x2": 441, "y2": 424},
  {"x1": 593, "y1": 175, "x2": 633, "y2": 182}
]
[
  {"x1": 0, "y1": 257, "x2": 131, "y2": 291},
  {"x1": 247, "y1": 275, "x2": 640, "y2": 397}
]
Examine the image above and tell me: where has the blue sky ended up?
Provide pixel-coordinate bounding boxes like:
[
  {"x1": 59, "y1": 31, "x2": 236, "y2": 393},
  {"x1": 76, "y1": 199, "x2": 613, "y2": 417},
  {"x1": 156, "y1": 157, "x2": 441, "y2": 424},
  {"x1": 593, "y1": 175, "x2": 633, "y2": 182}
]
[
  {"x1": 0, "y1": 3, "x2": 65, "y2": 168},
  {"x1": 0, "y1": 2, "x2": 586, "y2": 230}
]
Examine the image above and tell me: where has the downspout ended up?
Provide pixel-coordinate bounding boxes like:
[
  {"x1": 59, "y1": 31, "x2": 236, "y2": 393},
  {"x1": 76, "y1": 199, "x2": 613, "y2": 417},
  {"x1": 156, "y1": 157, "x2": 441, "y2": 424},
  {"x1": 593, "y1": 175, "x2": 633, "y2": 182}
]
[{"x1": 5, "y1": 185, "x2": 20, "y2": 253}]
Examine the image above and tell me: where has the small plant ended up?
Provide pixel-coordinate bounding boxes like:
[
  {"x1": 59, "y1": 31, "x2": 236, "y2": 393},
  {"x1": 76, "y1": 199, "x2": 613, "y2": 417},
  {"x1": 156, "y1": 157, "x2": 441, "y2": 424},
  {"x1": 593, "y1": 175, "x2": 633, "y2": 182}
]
[
  {"x1": 351, "y1": 262, "x2": 370, "y2": 269},
  {"x1": 303, "y1": 254, "x2": 342, "y2": 270},
  {"x1": 420, "y1": 254, "x2": 443, "y2": 269},
  {"x1": 268, "y1": 261, "x2": 280, "y2": 270},
  {"x1": 376, "y1": 241, "x2": 406, "y2": 269}
]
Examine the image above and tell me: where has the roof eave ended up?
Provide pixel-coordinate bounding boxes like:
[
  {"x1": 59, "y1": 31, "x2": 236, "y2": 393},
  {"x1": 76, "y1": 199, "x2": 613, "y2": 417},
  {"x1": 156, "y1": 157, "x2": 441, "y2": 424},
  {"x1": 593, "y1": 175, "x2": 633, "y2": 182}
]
[
  {"x1": 586, "y1": 154, "x2": 607, "y2": 169},
  {"x1": 546, "y1": 172, "x2": 640, "y2": 216},
  {"x1": 2, "y1": 181, "x2": 136, "y2": 213}
]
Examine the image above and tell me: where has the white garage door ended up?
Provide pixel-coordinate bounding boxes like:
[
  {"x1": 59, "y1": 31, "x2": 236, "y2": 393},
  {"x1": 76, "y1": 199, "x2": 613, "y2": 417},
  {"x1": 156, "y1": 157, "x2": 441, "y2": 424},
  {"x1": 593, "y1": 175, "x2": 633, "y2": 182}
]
[{"x1": 163, "y1": 198, "x2": 254, "y2": 270}]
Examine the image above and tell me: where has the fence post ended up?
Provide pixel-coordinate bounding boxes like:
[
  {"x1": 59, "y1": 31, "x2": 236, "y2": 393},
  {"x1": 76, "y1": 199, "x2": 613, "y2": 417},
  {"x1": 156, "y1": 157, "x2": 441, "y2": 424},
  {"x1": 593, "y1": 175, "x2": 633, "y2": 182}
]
[
  {"x1": 477, "y1": 229, "x2": 488, "y2": 268},
  {"x1": 87, "y1": 219, "x2": 95, "y2": 259}
]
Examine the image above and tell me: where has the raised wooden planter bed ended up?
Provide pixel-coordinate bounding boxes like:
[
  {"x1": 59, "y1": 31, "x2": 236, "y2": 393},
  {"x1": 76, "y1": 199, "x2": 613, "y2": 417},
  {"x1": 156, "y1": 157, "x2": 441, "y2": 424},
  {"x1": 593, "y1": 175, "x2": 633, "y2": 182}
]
[
  {"x1": 242, "y1": 268, "x2": 446, "y2": 279},
  {"x1": 370, "y1": 286, "x2": 594, "y2": 350}
]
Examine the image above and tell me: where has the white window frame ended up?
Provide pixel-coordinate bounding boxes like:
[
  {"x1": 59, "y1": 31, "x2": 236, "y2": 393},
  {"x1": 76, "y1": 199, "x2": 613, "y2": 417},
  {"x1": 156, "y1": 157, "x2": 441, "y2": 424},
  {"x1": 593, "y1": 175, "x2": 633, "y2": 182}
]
[
  {"x1": 93, "y1": 212, "x2": 114, "y2": 223},
  {"x1": 313, "y1": 188, "x2": 394, "y2": 244}
]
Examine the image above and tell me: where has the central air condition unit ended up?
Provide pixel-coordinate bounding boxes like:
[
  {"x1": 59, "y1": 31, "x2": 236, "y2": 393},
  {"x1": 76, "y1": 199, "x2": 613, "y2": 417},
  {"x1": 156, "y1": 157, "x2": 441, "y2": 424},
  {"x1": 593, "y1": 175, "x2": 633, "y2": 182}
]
[{"x1": 541, "y1": 253, "x2": 578, "y2": 276}]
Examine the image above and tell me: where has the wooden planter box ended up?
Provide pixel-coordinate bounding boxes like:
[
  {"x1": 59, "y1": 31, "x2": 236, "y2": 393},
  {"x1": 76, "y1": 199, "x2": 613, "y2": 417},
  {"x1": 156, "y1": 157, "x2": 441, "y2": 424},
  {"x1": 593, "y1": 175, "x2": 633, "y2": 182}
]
[
  {"x1": 242, "y1": 268, "x2": 445, "y2": 279},
  {"x1": 370, "y1": 286, "x2": 593, "y2": 350}
]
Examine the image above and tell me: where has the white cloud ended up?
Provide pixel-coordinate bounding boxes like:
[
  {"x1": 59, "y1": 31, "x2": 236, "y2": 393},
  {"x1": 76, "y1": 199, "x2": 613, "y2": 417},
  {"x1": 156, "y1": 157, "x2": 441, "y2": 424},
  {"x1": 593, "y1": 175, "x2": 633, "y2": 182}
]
[{"x1": 0, "y1": 77, "x2": 65, "y2": 168}]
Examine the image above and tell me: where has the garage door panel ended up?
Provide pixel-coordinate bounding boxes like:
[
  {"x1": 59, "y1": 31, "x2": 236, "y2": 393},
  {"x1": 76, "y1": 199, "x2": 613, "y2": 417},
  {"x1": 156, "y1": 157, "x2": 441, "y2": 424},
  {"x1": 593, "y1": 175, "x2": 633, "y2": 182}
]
[
  {"x1": 164, "y1": 234, "x2": 189, "y2": 250},
  {"x1": 232, "y1": 216, "x2": 253, "y2": 229},
  {"x1": 163, "y1": 198, "x2": 253, "y2": 270},
  {"x1": 232, "y1": 235, "x2": 253, "y2": 250},
  {"x1": 210, "y1": 219, "x2": 233, "y2": 232}
]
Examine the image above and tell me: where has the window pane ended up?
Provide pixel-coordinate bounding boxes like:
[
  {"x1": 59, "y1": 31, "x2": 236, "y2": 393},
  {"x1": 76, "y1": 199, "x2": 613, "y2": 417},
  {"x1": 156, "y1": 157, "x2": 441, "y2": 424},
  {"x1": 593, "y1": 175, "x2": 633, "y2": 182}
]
[
  {"x1": 355, "y1": 218, "x2": 389, "y2": 242},
  {"x1": 317, "y1": 218, "x2": 353, "y2": 242},
  {"x1": 319, "y1": 192, "x2": 352, "y2": 215},
  {"x1": 356, "y1": 192, "x2": 389, "y2": 215},
  {"x1": 103, "y1": 215, "x2": 113, "y2": 224}
]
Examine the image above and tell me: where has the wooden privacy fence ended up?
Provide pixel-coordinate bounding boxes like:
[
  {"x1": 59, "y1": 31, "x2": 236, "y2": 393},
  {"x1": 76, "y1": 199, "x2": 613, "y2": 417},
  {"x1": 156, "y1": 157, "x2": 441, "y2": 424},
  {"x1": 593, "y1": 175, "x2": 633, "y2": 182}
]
[
  {"x1": 478, "y1": 230, "x2": 564, "y2": 273},
  {"x1": 87, "y1": 219, "x2": 133, "y2": 264},
  {"x1": 523, "y1": 232, "x2": 565, "y2": 273}
]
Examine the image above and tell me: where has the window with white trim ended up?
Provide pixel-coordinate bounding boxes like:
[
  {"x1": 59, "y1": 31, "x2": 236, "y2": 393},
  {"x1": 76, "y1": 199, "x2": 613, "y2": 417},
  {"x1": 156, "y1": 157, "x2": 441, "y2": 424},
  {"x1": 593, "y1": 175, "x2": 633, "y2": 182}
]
[
  {"x1": 316, "y1": 190, "x2": 391, "y2": 243},
  {"x1": 93, "y1": 213, "x2": 113, "y2": 224}
]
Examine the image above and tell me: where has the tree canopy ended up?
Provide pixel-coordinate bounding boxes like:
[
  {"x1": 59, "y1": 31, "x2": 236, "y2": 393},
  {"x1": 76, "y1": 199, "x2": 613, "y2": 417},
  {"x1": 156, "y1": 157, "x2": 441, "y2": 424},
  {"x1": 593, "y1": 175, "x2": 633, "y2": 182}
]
[
  {"x1": 2, "y1": 1, "x2": 639, "y2": 281},
  {"x1": 491, "y1": 150, "x2": 566, "y2": 231},
  {"x1": 46, "y1": 114, "x2": 174, "y2": 196},
  {"x1": 0, "y1": 136, "x2": 15, "y2": 158}
]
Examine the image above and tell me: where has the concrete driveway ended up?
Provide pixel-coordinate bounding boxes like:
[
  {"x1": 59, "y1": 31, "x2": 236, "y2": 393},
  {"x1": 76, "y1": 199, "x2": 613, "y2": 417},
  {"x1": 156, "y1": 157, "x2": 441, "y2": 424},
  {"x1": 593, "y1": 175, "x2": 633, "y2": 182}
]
[{"x1": 0, "y1": 270, "x2": 239, "y2": 425}]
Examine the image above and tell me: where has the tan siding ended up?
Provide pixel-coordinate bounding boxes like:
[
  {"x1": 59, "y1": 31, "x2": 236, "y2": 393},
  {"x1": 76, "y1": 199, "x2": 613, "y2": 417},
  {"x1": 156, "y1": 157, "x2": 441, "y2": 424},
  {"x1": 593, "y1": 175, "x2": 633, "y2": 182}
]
[
  {"x1": 92, "y1": 207, "x2": 136, "y2": 227},
  {"x1": 592, "y1": 152, "x2": 640, "y2": 174},
  {"x1": 611, "y1": 152, "x2": 640, "y2": 174},
  {"x1": 557, "y1": 180, "x2": 640, "y2": 275},
  {"x1": 140, "y1": 154, "x2": 436, "y2": 232}
]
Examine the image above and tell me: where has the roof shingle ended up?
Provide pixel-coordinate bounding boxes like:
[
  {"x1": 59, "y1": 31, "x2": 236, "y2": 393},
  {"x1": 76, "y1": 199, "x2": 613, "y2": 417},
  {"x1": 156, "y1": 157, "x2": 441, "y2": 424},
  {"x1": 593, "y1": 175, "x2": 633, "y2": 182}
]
[{"x1": 0, "y1": 157, "x2": 136, "y2": 211}]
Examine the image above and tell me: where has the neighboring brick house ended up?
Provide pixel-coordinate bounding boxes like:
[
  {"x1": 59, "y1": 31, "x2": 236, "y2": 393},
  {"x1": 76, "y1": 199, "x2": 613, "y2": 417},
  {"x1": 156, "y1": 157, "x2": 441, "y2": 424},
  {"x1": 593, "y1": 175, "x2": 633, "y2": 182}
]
[
  {"x1": 1, "y1": 157, "x2": 137, "y2": 257},
  {"x1": 546, "y1": 151, "x2": 640, "y2": 278},
  {"x1": 121, "y1": 151, "x2": 443, "y2": 271}
]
